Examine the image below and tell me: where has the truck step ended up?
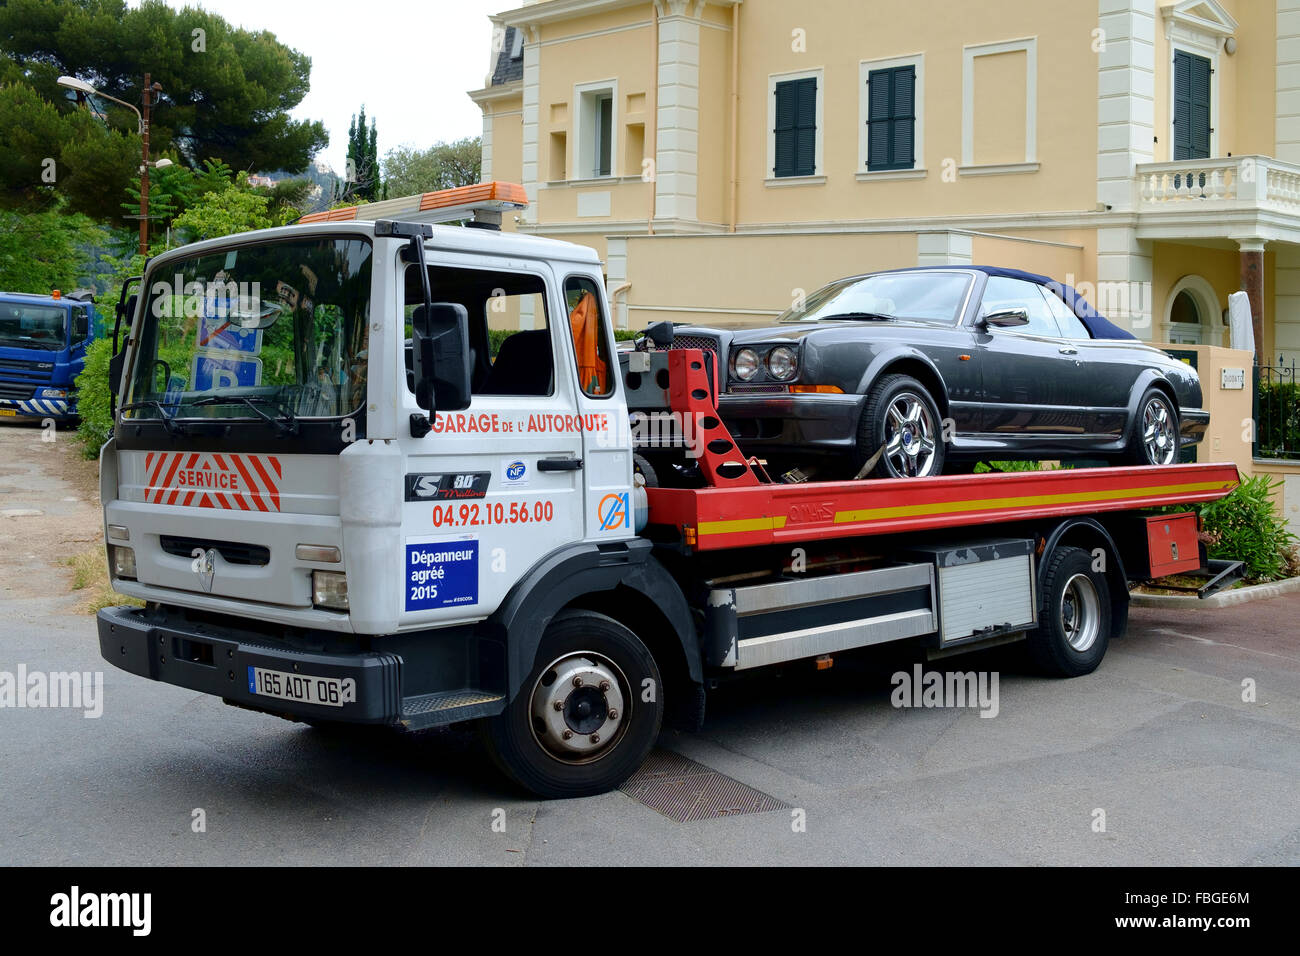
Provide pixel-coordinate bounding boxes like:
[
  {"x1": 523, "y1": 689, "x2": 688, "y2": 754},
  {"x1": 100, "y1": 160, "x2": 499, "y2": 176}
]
[{"x1": 400, "y1": 689, "x2": 506, "y2": 729}]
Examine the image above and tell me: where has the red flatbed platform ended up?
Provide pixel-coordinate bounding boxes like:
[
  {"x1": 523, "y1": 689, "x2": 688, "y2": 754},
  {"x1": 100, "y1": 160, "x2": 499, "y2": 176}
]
[{"x1": 646, "y1": 462, "x2": 1240, "y2": 552}]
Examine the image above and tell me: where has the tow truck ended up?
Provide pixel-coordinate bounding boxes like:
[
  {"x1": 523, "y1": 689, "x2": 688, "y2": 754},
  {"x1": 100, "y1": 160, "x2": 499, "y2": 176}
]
[{"x1": 96, "y1": 182, "x2": 1241, "y2": 797}]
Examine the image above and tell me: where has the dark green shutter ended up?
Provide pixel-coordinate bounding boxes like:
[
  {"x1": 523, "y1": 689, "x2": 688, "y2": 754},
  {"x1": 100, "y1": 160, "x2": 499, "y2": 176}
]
[
  {"x1": 774, "y1": 77, "x2": 817, "y2": 177},
  {"x1": 1173, "y1": 50, "x2": 1211, "y2": 160},
  {"x1": 867, "y1": 65, "x2": 915, "y2": 171},
  {"x1": 598, "y1": 96, "x2": 612, "y2": 176}
]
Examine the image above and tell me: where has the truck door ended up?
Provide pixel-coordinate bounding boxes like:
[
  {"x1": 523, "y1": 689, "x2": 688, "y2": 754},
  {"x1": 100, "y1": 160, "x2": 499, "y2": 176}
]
[
  {"x1": 560, "y1": 273, "x2": 632, "y2": 540},
  {"x1": 398, "y1": 257, "x2": 586, "y2": 627}
]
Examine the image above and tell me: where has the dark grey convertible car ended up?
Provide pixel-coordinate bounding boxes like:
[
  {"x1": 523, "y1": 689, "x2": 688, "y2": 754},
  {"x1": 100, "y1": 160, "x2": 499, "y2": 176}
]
[{"x1": 677, "y1": 266, "x2": 1208, "y2": 480}]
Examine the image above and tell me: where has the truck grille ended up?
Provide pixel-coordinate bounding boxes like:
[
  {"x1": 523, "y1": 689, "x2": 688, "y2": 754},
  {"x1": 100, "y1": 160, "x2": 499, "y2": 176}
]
[
  {"x1": 160, "y1": 536, "x2": 270, "y2": 566},
  {"x1": 0, "y1": 382, "x2": 34, "y2": 400}
]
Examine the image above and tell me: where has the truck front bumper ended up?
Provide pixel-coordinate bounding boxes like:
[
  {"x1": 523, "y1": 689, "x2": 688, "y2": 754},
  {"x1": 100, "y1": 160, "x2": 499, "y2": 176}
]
[
  {"x1": 0, "y1": 396, "x2": 72, "y2": 420},
  {"x1": 98, "y1": 605, "x2": 402, "y2": 725}
]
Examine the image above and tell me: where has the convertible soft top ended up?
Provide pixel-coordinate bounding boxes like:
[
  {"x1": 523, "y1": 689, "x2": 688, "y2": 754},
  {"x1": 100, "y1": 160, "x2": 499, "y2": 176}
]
[{"x1": 970, "y1": 265, "x2": 1136, "y2": 341}]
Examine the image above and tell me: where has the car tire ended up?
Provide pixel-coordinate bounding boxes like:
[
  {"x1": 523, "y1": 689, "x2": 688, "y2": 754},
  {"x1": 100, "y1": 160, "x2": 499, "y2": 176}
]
[
  {"x1": 478, "y1": 610, "x2": 663, "y2": 798},
  {"x1": 855, "y1": 374, "x2": 947, "y2": 479},
  {"x1": 1123, "y1": 388, "x2": 1180, "y2": 466},
  {"x1": 1026, "y1": 546, "x2": 1111, "y2": 677}
]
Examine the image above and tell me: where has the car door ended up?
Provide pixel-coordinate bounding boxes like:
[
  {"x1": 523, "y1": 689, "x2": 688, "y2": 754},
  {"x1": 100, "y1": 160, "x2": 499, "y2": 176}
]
[
  {"x1": 1039, "y1": 288, "x2": 1137, "y2": 441},
  {"x1": 973, "y1": 276, "x2": 1084, "y2": 438}
]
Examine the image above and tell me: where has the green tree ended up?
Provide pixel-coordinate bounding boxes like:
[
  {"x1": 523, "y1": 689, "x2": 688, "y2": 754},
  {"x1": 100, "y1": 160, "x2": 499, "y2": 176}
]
[
  {"x1": 338, "y1": 105, "x2": 381, "y2": 203},
  {"x1": 171, "y1": 173, "x2": 273, "y2": 241},
  {"x1": 0, "y1": 202, "x2": 107, "y2": 292},
  {"x1": 382, "y1": 137, "x2": 483, "y2": 196},
  {"x1": 0, "y1": 0, "x2": 328, "y2": 220}
]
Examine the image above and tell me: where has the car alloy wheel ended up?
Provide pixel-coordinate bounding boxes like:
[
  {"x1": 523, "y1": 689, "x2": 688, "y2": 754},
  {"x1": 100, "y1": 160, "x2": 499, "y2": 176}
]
[
  {"x1": 884, "y1": 393, "x2": 939, "y2": 478},
  {"x1": 1140, "y1": 395, "x2": 1177, "y2": 465}
]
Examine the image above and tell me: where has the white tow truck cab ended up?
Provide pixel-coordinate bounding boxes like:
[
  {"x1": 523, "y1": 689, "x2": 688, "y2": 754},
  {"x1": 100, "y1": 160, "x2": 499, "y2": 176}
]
[{"x1": 97, "y1": 183, "x2": 1241, "y2": 797}]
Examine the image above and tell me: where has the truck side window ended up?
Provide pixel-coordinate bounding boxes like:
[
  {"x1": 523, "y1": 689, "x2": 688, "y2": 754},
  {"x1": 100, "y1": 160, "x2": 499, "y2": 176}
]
[
  {"x1": 404, "y1": 264, "x2": 553, "y2": 397},
  {"x1": 563, "y1": 276, "x2": 614, "y2": 397}
]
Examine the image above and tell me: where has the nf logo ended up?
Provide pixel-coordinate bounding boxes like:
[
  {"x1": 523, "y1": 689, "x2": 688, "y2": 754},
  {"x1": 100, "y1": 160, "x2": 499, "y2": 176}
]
[
  {"x1": 597, "y1": 492, "x2": 629, "y2": 531},
  {"x1": 50, "y1": 886, "x2": 151, "y2": 936},
  {"x1": 506, "y1": 461, "x2": 526, "y2": 481}
]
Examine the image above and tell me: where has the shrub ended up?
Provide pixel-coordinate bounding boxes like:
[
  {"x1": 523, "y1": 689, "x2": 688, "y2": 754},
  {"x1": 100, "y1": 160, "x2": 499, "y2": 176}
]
[
  {"x1": 1254, "y1": 379, "x2": 1300, "y2": 459},
  {"x1": 73, "y1": 336, "x2": 115, "y2": 459},
  {"x1": 1193, "y1": 474, "x2": 1297, "y2": 583}
]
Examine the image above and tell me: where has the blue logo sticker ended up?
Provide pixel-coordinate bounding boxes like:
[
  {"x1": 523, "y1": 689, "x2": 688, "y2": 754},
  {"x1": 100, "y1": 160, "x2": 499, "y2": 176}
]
[
  {"x1": 406, "y1": 541, "x2": 479, "y2": 611},
  {"x1": 506, "y1": 460, "x2": 526, "y2": 481},
  {"x1": 598, "y1": 492, "x2": 630, "y2": 531}
]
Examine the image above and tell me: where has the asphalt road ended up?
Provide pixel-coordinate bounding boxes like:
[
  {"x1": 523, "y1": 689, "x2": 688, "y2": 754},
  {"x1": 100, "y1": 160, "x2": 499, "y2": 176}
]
[{"x1": 2, "y1": 423, "x2": 1298, "y2": 865}]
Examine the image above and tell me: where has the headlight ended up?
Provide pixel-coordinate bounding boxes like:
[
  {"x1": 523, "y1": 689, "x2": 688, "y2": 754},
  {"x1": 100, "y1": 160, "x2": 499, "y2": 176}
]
[
  {"x1": 37, "y1": 388, "x2": 68, "y2": 399},
  {"x1": 111, "y1": 546, "x2": 136, "y2": 580},
  {"x1": 766, "y1": 346, "x2": 798, "y2": 380},
  {"x1": 312, "y1": 570, "x2": 349, "y2": 610},
  {"x1": 733, "y1": 348, "x2": 759, "y2": 381}
]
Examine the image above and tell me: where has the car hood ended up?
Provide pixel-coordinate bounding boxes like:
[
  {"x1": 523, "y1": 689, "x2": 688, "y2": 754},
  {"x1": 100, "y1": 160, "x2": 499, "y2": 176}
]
[{"x1": 728, "y1": 319, "x2": 955, "y2": 344}]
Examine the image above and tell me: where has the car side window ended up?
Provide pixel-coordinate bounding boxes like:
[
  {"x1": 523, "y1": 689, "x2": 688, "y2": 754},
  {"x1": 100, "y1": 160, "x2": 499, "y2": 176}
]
[
  {"x1": 1039, "y1": 287, "x2": 1093, "y2": 339},
  {"x1": 980, "y1": 276, "x2": 1062, "y2": 338}
]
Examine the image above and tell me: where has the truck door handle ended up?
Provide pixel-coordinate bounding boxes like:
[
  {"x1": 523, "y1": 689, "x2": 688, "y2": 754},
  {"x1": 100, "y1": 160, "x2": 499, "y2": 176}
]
[
  {"x1": 538, "y1": 457, "x2": 584, "y2": 472},
  {"x1": 1058, "y1": 346, "x2": 1078, "y2": 356}
]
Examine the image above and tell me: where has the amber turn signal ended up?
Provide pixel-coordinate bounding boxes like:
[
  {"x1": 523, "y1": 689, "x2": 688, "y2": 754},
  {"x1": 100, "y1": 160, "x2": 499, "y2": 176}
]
[{"x1": 787, "y1": 385, "x2": 844, "y2": 394}]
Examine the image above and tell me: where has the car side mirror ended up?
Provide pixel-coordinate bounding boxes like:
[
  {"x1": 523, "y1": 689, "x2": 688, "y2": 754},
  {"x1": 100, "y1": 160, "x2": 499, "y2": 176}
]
[
  {"x1": 411, "y1": 302, "x2": 471, "y2": 414},
  {"x1": 644, "y1": 320, "x2": 675, "y2": 349},
  {"x1": 979, "y1": 308, "x2": 1030, "y2": 329}
]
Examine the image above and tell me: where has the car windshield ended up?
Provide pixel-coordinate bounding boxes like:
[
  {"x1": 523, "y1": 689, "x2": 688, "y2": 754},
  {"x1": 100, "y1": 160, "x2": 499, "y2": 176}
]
[
  {"x1": 777, "y1": 272, "x2": 971, "y2": 324},
  {"x1": 124, "y1": 236, "x2": 373, "y2": 422},
  {"x1": 0, "y1": 303, "x2": 67, "y2": 350}
]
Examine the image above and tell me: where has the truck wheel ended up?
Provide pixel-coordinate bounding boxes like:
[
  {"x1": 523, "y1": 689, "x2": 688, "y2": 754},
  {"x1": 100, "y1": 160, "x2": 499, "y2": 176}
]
[
  {"x1": 855, "y1": 374, "x2": 946, "y2": 479},
  {"x1": 1027, "y1": 546, "x2": 1111, "y2": 677},
  {"x1": 1122, "y1": 388, "x2": 1180, "y2": 466},
  {"x1": 479, "y1": 609, "x2": 663, "y2": 798}
]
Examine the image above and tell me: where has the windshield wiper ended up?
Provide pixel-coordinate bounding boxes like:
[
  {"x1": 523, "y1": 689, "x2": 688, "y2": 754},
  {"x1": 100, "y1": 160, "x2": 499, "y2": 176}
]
[
  {"x1": 818, "y1": 311, "x2": 897, "y2": 321},
  {"x1": 118, "y1": 400, "x2": 188, "y2": 436},
  {"x1": 192, "y1": 395, "x2": 301, "y2": 436}
]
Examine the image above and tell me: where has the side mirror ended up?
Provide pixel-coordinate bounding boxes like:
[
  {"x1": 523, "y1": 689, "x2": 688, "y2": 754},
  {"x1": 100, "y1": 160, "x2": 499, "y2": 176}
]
[
  {"x1": 73, "y1": 311, "x2": 89, "y2": 340},
  {"x1": 643, "y1": 320, "x2": 675, "y2": 350},
  {"x1": 108, "y1": 349, "x2": 126, "y2": 399},
  {"x1": 411, "y1": 302, "x2": 471, "y2": 413},
  {"x1": 979, "y1": 308, "x2": 1030, "y2": 329}
]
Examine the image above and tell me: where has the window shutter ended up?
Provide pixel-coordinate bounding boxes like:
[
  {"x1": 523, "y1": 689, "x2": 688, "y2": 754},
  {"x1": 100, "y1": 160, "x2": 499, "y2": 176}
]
[
  {"x1": 773, "y1": 81, "x2": 797, "y2": 177},
  {"x1": 1173, "y1": 50, "x2": 1210, "y2": 160},
  {"x1": 867, "y1": 65, "x2": 915, "y2": 171},
  {"x1": 774, "y1": 77, "x2": 816, "y2": 177},
  {"x1": 794, "y1": 77, "x2": 817, "y2": 176}
]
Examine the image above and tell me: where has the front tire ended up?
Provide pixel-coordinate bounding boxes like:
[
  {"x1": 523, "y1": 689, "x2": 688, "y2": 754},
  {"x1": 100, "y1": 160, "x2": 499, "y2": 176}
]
[
  {"x1": 855, "y1": 374, "x2": 946, "y2": 479},
  {"x1": 478, "y1": 610, "x2": 663, "y2": 798},
  {"x1": 1123, "y1": 388, "x2": 1180, "y2": 466},
  {"x1": 1026, "y1": 546, "x2": 1111, "y2": 677}
]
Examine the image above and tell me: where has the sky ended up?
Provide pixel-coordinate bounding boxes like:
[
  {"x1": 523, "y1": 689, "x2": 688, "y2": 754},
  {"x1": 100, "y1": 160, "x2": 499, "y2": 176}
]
[{"x1": 138, "y1": 0, "x2": 502, "y2": 174}]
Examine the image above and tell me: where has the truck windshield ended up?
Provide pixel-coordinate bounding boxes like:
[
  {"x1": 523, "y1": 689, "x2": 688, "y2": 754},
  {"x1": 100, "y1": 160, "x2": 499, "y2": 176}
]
[
  {"x1": 0, "y1": 304, "x2": 67, "y2": 350},
  {"x1": 124, "y1": 236, "x2": 372, "y2": 422}
]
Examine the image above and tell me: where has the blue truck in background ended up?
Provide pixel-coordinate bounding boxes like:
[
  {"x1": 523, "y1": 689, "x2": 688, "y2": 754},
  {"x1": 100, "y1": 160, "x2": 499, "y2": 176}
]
[{"x1": 0, "y1": 289, "x2": 98, "y2": 423}]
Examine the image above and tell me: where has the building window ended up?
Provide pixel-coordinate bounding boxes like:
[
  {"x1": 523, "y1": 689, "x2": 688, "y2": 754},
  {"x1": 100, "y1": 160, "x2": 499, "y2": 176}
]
[
  {"x1": 1173, "y1": 49, "x2": 1212, "y2": 161},
  {"x1": 771, "y1": 74, "x2": 819, "y2": 178},
  {"x1": 866, "y1": 65, "x2": 916, "y2": 171},
  {"x1": 575, "y1": 81, "x2": 617, "y2": 179}
]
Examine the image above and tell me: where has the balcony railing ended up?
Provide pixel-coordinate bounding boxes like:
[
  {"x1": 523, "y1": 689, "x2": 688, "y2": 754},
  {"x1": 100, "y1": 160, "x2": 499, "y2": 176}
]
[
  {"x1": 1137, "y1": 155, "x2": 1300, "y2": 210},
  {"x1": 1254, "y1": 361, "x2": 1300, "y2": 461}
]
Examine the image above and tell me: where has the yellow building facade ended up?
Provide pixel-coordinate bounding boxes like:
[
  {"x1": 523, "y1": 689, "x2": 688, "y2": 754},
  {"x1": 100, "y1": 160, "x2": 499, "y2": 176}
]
[{"x1": 469, "y1": 0, "x2": 1300, "y2": 369}]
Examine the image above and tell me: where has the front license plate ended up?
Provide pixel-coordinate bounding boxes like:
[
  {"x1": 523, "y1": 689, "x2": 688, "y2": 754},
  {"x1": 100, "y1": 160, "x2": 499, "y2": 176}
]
[
  {"x1": 0, "y1": 409, "x2": 16, "y2": 416},
  {"x1": 247, "y1": 666, "x2": 353, "y2": 707}
]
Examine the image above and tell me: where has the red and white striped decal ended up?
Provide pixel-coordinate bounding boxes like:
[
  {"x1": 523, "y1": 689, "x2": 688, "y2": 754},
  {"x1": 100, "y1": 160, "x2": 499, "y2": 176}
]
[{"x1": 143, "y1": 452, "x2": 283, "y2": 512}]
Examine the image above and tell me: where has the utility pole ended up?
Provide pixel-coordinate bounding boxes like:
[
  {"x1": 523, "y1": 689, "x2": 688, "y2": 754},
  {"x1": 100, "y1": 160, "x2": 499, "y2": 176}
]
[{"x1": 139, "y1": 74, "x2": 162, "y2": 256}]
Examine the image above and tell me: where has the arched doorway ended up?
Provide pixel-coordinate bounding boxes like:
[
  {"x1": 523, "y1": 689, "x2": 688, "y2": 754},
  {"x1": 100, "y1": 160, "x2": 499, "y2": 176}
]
[{"x1": 1165, "y1": 275, "x2": 1223, "y2": 346}]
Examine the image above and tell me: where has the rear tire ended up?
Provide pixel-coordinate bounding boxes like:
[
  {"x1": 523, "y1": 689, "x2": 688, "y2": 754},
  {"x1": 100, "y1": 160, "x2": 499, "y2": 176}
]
[
  {"x1": 1123, "y1": 388, "x2": 1180, "y2": 466},
  {"x1": 855, "y1": 374, "x2": 946, "y2": 479},
  {"x1": 1027, "y1": 546, "x2": 1111, "y2": 677},
  {"x1": 478, "y1": 610, "x2": 663, "y2": 798}
]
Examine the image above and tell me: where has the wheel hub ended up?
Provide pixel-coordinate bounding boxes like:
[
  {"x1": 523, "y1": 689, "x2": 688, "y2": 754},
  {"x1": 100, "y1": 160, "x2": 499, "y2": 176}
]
[
  {"x1": 530, "y1": 653, "x2": 627, "y2": 761},
  {"x1": 1060, "y1": 573, "x2": 1101, "y2": 652},
  {"x1": 884, "y1": 394, "x2": 938, "y2": 477}
]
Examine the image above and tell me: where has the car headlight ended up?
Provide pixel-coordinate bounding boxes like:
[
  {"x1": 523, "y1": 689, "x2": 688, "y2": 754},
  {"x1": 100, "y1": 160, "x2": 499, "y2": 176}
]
[
  {"x1": 111, "y1": 546, "x2": 136, "y2": 580},
  {"x1": 312, "y1": 570, "x2": 349, "y2": 610},
  {"x1": 766, "y1": 346, "x2": 798, "y2": 381},
  {"x1": 733, "y1": 348, "x2": 759, "y2": 381}
]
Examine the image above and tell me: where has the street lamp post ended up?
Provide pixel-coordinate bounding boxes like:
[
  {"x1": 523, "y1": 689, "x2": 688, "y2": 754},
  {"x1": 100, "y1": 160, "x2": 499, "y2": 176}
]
[{"x1": 58, "y1": 73, "x2": 170, "y2": 255}]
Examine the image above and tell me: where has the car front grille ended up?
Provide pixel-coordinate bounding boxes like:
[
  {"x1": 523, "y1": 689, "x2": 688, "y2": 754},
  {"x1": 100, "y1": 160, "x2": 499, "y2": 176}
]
[
  {"x1": 669, "y1": 334, "x2": 719, "y2": 354},
  {"x1": 0, "y1": 382, "x2": 34, "y2": 400}
]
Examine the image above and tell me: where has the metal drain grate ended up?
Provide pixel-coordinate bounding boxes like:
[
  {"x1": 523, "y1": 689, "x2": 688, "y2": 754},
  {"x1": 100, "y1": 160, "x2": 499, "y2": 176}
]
[{"x1": 619, "y1": 749, "x2": 790, "y2": 822}]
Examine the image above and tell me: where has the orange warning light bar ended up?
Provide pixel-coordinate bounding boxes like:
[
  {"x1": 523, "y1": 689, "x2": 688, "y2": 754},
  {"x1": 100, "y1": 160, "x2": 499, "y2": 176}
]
[{"x1": 299, "y1": 181, "x2": 528, "y2": 226}]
